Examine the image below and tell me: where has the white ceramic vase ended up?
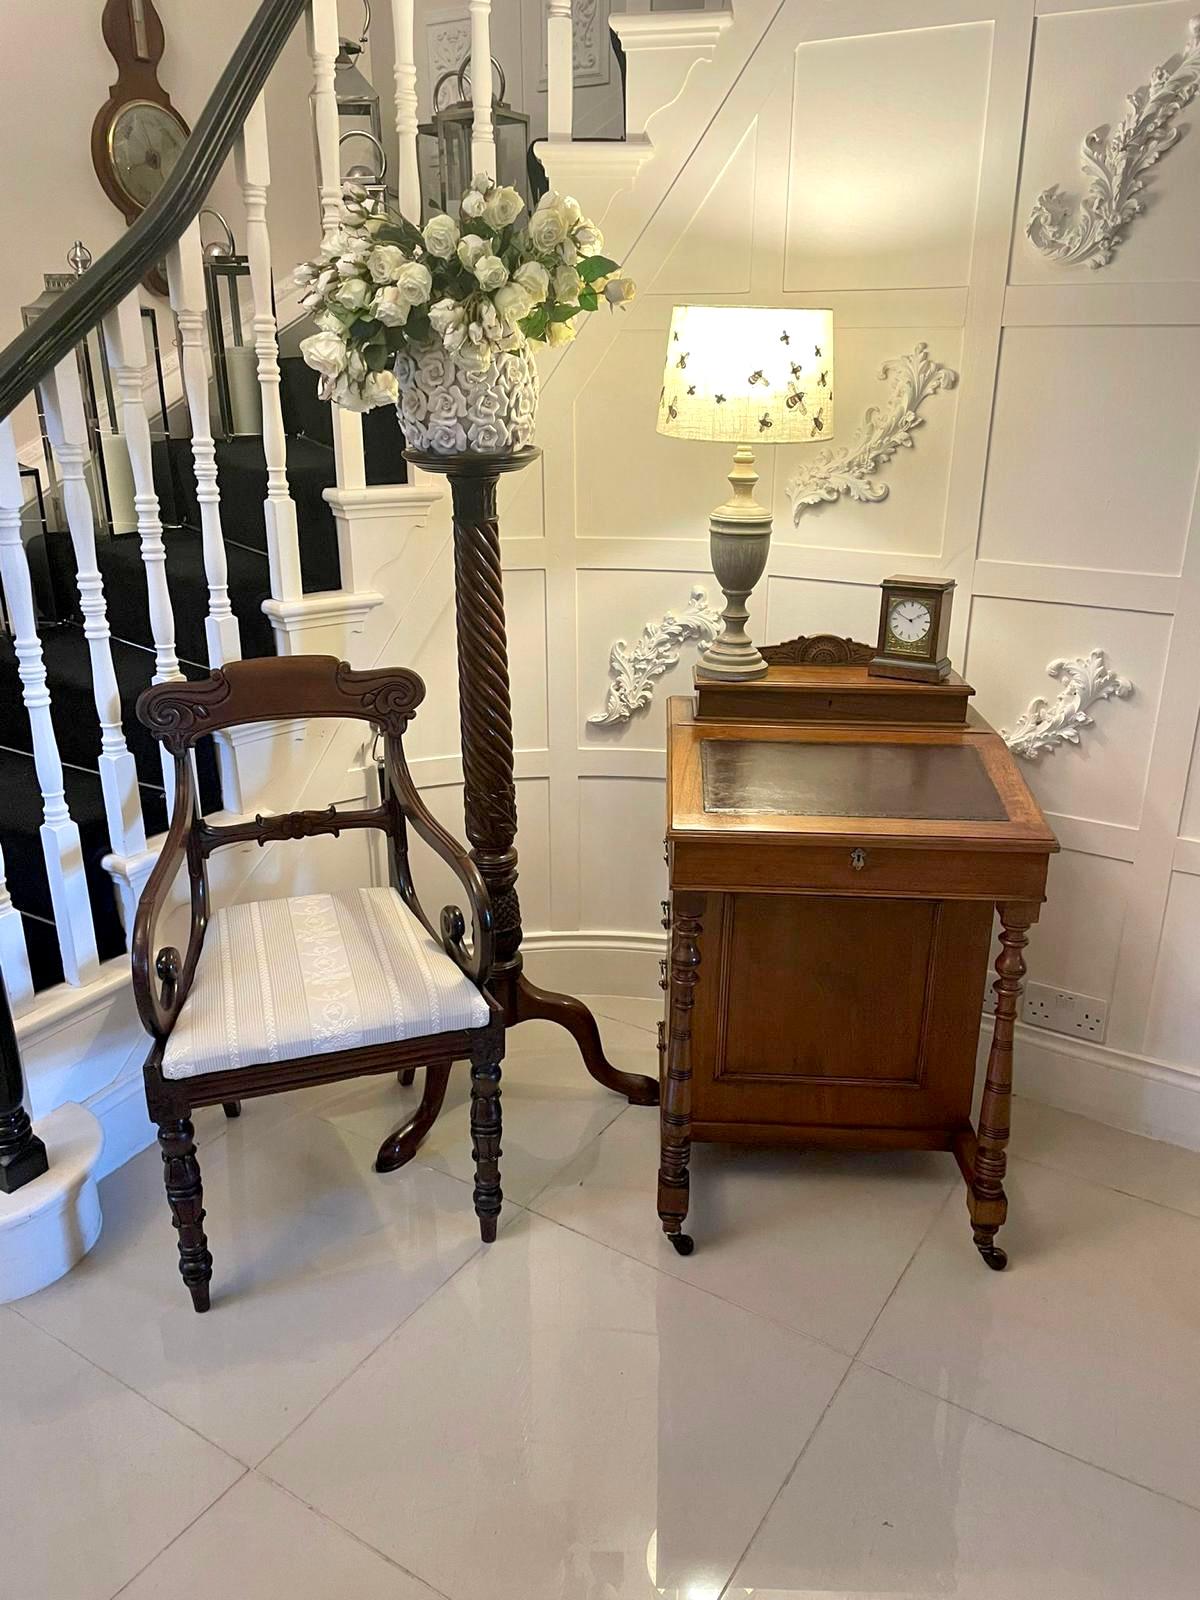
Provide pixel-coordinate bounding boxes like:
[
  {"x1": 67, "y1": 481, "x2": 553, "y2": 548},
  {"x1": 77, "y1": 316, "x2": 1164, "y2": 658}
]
[{"x1": 394, "y1": 338, "x2": 539, "y2": 455}]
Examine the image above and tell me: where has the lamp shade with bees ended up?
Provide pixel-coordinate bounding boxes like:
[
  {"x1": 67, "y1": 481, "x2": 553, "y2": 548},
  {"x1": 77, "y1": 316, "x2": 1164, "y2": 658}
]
[
  {"x1": 656, "y1": 305, "x2": 834, "y2": 445},
  {"x1": 657, "y1": 305, "x2": 834, "y2": 681}
]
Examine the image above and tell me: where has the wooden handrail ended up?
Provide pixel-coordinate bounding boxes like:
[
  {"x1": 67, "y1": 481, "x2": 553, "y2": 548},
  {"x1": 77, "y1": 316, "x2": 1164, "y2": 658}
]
[{"x1": 0, "y1": 0, "x2": 308, "y2": 425}]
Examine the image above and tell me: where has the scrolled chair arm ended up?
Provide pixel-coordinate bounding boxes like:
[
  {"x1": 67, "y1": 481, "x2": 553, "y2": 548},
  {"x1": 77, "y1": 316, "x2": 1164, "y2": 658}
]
[
  {"x1": 131, "y1": 758, "x2": 209, "y2": 1041},
  {"x1": 384, "y1": 747, "x2": 494, "y2": 987}
]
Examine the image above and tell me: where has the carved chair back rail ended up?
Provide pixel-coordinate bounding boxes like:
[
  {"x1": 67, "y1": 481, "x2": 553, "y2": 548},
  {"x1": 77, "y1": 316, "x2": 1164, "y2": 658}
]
[{"x1": 132, "y1": 655, "x2": 504, "y2": 1314}]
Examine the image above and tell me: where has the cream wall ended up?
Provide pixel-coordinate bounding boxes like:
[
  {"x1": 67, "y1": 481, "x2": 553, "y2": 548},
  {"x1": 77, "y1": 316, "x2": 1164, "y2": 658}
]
[{"x1": 393, "y1": 0, "x2": 1200, "y2": 1142}]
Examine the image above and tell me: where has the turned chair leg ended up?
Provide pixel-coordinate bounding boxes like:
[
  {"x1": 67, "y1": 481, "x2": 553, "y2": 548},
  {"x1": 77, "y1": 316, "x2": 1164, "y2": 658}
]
[
  {"x1": 156, "y1": 1116, "x2": 213, "y2": 1312},
  {"x1": 396, "y1": 1068, "x2": 416, "y2": 1087},
  {"x1": 222, "y1": 1101, "x2": 241, "y2": 1118},
  {"x1": 469, "y1": 1055, "x2": 503, "y2": 1244}
]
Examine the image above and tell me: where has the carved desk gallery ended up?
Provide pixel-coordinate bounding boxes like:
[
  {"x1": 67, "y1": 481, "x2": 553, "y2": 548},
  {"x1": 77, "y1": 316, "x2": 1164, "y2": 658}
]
[{"x1": 657, "y1": 656, "x2": 1058, "y2": 1268}]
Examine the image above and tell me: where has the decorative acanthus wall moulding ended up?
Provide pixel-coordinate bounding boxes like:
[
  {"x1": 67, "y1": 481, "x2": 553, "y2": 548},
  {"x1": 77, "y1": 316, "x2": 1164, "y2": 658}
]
[
  {"x1": 786, "y1": 343, "x2": 958, "y2": 525},
  {"x1": 1002, "y1": 650, "x2": 1134, "y2": 761},
  {"x1": 1025, "y1": 15, "x2": 1200, "y2": 269},
  {"x1": 588, "y1": 585, "x2": 721, "y2": 725}
]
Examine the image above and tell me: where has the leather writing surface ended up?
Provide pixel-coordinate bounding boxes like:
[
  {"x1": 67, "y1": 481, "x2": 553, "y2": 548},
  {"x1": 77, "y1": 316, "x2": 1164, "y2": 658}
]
[{"x1": 700, "y1": 739, "x2": 1008, "y2": 822}]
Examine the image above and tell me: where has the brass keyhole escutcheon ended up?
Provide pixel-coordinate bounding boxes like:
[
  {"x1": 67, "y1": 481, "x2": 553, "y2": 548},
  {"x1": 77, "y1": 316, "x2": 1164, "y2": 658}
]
[{"x1": 850, "y1": 848, "x2": 867, "y2": 871}]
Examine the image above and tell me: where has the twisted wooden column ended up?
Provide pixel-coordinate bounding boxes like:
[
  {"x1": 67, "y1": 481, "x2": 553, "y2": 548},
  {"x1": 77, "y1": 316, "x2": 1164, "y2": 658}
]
[
  {"x1": 658, "y1": 892, "x2": 704, "y2": 1255},
  {"x1": 387, "y1": 448, "x2": 658, "y2": 1145},
  {"x1": 969, "y1": 901, "x2": 1036, "y2": 1270}
]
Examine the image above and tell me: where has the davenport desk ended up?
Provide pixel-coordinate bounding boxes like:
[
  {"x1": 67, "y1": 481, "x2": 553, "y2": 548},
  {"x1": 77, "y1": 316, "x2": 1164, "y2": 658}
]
[{"x1": 658, "y1": 665, "x2": 1058, "y2": 1268}]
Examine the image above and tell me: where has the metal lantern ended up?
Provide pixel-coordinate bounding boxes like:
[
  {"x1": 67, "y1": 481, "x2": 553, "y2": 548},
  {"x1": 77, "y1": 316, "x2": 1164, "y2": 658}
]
[
  {"x1": 418, "y1": 56, "x2": 530, "y2": 219},
  {"x1": 200, "y1": 209, "x2": 261, "y2": 439},
  {"x1": 340, "y1": 129, "x2": 389, "y2": 206},
  {"x1": 335, "y1": 0, "x2": 383, "y2": 149}
]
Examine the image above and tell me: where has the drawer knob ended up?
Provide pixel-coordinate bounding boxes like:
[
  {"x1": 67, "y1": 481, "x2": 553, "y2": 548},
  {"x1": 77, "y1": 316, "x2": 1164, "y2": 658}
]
[{"x1": 850, "y1": 847, "x2": 867, "y2": 871}]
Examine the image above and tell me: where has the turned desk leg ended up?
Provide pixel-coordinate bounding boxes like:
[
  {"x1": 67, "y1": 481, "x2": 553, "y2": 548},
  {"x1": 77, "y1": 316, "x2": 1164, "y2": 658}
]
[
  {"x1": 970, "y1": 900, "x2": 1037, "y2": 1270},
  {"x1": 659, "y1": 894, "x2": 703, "y2": 1256}
]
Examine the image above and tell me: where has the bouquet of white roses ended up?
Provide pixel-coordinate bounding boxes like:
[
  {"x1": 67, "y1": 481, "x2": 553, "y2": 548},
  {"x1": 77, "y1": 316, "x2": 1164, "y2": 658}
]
[{"x1": 295, "y1": 174, "x2": 635, "y2": 413}]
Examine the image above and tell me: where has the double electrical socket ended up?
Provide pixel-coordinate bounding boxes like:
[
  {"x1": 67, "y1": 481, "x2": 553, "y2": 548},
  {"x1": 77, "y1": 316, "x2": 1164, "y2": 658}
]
[{"x1": 981, "y1": 980, "x2": 1107, "y2": 1041}]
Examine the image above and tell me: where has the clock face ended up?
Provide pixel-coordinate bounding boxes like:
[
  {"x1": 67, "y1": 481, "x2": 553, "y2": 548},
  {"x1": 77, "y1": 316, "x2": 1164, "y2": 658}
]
[
  {"x1": 109, "y1": 100, "x2": 188, "y2": 209},
  {"x1": 886, "y1": 596, "x2": 933, "y2": 654}
]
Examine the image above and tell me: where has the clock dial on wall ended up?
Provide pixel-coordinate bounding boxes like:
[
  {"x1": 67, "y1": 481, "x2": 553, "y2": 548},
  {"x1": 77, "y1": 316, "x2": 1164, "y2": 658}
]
[{"x1": 92, "y1": 0, "x2": 190, "y2": 289}]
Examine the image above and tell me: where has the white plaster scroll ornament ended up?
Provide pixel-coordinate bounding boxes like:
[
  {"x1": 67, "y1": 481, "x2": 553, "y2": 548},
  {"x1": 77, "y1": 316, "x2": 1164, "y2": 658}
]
[
  {"x1": 588, "y1": 585, "x2": 721, "y2": 725},
  {"x1": 1002, "y1": 650, "x2": 1133, "y2": 760}
]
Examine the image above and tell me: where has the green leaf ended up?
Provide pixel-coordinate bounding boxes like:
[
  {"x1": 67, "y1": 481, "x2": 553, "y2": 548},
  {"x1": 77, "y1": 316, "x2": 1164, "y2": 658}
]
[
  {"x1": 579, "y1": 254, "x2": 619, "y2": 284},
  {"x1": 519, "y1": 306, "x2": 549, "y2": 340},
  {"x1": 578, "y1": 286, "x2": 599, "y2": 313},
  {"x1": 549, "y1": 301, "x2": 584, "y2": 323}
]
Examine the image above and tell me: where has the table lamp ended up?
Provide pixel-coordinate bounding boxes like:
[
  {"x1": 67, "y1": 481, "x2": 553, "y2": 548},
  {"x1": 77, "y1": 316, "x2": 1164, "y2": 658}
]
[{"x1": 657, "y1": 304, "x2": 834, "y2": 680}]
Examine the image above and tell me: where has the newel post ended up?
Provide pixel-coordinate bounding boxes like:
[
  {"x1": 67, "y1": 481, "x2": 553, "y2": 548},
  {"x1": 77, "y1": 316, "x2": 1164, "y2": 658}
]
[{"x1": 0, "y1": 974, "x2": 47, "y2": 1195}]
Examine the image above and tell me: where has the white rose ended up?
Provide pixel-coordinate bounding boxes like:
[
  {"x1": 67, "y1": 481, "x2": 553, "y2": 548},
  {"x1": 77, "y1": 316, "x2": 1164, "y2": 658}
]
[
  {"x1": 313, "y1": 308, "x2": 343, "y2": 332},
  {"x1": 393, "y1": 351, "x2": 418, "y2": 387},
  {"x1": 416, "y1": 348, "x2": 452, "y2": 391},
  {"x1": 372, "y1": 286, "x2": 410, "y2": 326},
  {"x1": 574, "y1": 223, "x2": 603, "y2": 257},
  {"x1": 546, "y1": 319, "x2": 576, "y2": 348},
  {"x1": 335, "y1": 277, "x2": 370, "y2": 310},
  {"x1": 428, "y1": 386, "x2": 465, "y2": 423},
  {"x1": 557, "y1": 239, "x2": 579, "y2": 267},
  {"x1": 334, "y1": 228, "x2": 370, "y2": 260},
  {"x1": 336, "y1": 254, "x2": 363, "y2": 279},
  {"x1": 422, "y1": 213, "x2": 460, "y2": 258},
  {"x1": 603, "y1": 275, "x2": 637, "y2": 307},
  {"x1": 366, "y1": 244, "x2": 407, "y2": 283},
  {"x1": 443, "y1": 320, "x2": 469, "y2": 354},
  {"x1": 428, "y1": 419, "x2": 468, "y2": 453},
  {"x1": 480, "y1": 299, "x2": 502, "y2": 340},
  {"x1": 528, "y1": 207, "x2": 566, "y2": 251},
  {"x1": 513, "y1": 261, "x2": 549, "y2": 300},
  {"x1": 553, "y1": 265, "x2": 581, "y2": 302},
  {"x1": 455, "y1": 341, "x2": 492, "y2": 375},
  {"x1": 361, "y1": 369, "x2": 399, "y2": 410},
  {"x1": 299, "y1": 330, "x2": 347, "y2": 379},
  {"x1": 469, "y1": 172, "x2": 493, "y2": 193},
  {"x1": 294, "y1": 261, "x2": 317, "y2": 286},
  {"x1": 394, "y1": 261, "x2": 433, "y2": 305},
  {"x1": 428, "y1": 297, "x2": 464, "y2": 335},
  {"x1": 467, "y1": 416, "x2": 512, "y2": 453},
  {"x1": 559, "y1": 195, "x2": 583, "y2": 225},
  {"x1": 493, "y1": 282, "x2": 533, "y2": 328},
  {"x1": 483, "y1": 185, "x2": 524, "y2": 229},
  {"x1": 456, "y1": 234, "x2": 488, "y2": 270},
  {"x1": 461, "y1": 189, "x2": 486, "y2": 220},
  {"x1": 473, "y1": 254, "x2": 509, "y2": 291}
]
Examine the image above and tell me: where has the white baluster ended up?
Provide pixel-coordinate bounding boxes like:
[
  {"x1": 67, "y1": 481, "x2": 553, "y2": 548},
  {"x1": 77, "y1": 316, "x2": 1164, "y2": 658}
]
[
  {"x1": 469, "y1": 0, "x2": 495, "y2": 179},
  {"x1": 166, "y1": 219, "x2": 245, "y2": 812},
  {"x1": 547, "y1": 0, "x2": 575, "y2": 144},
  {"x1": 41, "y1": 356, "x2": 148, "y2": 863},
  {"x1": 101, "y1": 292, "x2": 183, "y2": 801},
  {"x1": 307, "y1": 0, "x2": 367, "y2": 492},
  {"x1": 0, "y1": 421, "x2": 100, "y2": 988},
  {"x1": 390, "y1": 0, "x2": 421, "y2": 218},
  {"x1": 0, "y1": 841, "x2": 34, "y2": 1013},
  {"x1": 236, "y1": 92, "x2": 305, "y2": 606}
]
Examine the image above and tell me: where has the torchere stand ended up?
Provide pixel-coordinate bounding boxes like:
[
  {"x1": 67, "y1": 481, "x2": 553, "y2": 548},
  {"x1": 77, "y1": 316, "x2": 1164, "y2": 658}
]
[{"x1": 376, "y1": 447, "x2": 658, "y2": 1173}]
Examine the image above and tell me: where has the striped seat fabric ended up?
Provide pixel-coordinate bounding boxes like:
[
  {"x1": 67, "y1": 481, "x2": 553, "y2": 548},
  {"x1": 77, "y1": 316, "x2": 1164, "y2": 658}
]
[{"x1": 162, "y1": 887, "x2": 489, "y2": 1080}]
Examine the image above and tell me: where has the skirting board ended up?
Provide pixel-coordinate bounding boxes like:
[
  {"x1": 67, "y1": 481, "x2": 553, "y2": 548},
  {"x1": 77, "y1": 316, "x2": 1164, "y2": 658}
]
[{"x1": 71, "y1": 933, "x2": 1200, "y2": 1181}]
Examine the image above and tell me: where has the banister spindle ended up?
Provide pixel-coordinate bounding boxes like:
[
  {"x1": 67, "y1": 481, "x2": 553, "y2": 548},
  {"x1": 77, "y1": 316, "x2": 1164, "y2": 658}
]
[
  {"x1": 0, "y1": 420, "x2": 100, "y2": 988},
  {"x1": 0, "y1": 843, "x2": 33, "y2": 1015},
  {"x1": 41, "y1": 356, "x2": 149, "y2": 864},
  {"x1": 390, "y1": 0, "x2": 421, "y2": 217},
  {"x1": 102, "y1": 292, "x2": 183, "y2": 800},
  {"x1": 165, "y1": 221, "x2": 242, "y2": 673},
  {"x1": 307, "y1": 0, "x2": 367, "y2": 491},
  {"x1": 236, "y1": 92, "x2": 305, "y2": 606},
  {"x1": 547, "y1": 0, "x2": 574, "y2": 143},
  {"x1": 468, "y1": 0, "x2": 495, "y2": 178}
]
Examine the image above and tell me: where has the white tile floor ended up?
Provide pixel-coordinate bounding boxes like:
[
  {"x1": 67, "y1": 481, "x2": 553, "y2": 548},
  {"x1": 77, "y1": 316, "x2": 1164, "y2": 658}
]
[{"x1": 4, "y1": 996, "x2": 1200, "y2": 1599}]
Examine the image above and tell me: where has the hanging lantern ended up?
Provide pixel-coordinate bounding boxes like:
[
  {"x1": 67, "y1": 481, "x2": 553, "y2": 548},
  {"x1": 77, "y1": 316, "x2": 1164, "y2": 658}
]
[
  {"x1": 200, "y1": 209, "x2": 261, "y2": 439},
  {"x1": 335, "y1": 0, "x2": 383, "y2": 150},
  {"x1": 417, "y1": 56, "x2": 531, "y2": 219},
  {"x1": 339, "y1": 130, "x2": 389, "y2": 206}
]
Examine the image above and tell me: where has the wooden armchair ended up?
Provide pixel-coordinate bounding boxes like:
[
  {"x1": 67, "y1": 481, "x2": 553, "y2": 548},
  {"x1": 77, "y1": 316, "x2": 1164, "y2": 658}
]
[{"x1": 132, "y1": 655, "x2": 504, "y2": 1313}]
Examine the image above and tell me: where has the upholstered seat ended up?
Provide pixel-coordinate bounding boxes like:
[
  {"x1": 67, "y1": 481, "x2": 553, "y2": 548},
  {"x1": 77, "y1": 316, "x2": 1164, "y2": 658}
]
[{"x1": 162, "y1": 887, "x2": 490, "y2": 1081}]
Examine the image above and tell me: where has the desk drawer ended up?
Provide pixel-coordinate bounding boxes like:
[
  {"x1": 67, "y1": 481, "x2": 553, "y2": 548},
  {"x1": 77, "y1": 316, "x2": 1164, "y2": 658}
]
[{"x1": 671, "y1": 837, "x2": 1048, "y2": 902}]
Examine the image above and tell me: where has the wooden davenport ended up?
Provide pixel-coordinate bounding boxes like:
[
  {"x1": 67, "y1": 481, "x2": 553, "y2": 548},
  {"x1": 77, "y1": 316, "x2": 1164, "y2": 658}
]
[{"x1": 658, "y1": 664, "x2": 1058, "y2": 1269}]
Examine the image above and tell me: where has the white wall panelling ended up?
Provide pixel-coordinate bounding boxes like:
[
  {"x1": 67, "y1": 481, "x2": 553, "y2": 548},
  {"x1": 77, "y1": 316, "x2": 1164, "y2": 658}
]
[{"x1": 524, "y1": 0, "x2": 1200, "y2": 1140}]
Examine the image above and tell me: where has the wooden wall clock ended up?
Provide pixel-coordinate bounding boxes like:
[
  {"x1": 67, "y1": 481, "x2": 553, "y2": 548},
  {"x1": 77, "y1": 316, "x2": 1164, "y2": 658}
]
[{"x1": 91, "y1": 0, "x2": 190, "y2": 290}]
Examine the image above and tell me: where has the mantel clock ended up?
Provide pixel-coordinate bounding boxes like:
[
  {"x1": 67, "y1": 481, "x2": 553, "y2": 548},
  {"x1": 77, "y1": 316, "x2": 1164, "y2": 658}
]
[{"x1": 869, "y1": 575, "x2": 955, "y2": 684}]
